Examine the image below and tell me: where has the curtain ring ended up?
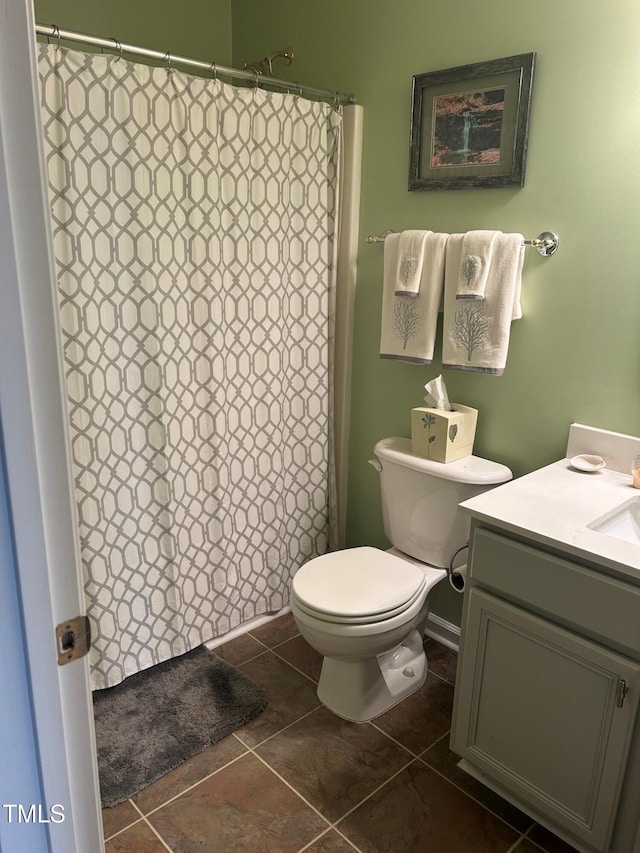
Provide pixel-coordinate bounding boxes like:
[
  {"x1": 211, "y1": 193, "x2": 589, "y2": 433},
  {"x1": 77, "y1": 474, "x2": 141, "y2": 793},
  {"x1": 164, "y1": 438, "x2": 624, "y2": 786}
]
[
  {"x1": 210, "y1": 61, "x2": 217, "y2": 82},
  {"x1": 48, "y1": 25, "x2": 61, "y2": 51},
  {"x1": 164, "y1": 51, "x2": 173, "y2": 75},
  {"x1": 110, "y1": 38, "x2": 122, "y2": 62},
  {"x1": 332, "y1": 91, "x2": 340, "y2": 111}
]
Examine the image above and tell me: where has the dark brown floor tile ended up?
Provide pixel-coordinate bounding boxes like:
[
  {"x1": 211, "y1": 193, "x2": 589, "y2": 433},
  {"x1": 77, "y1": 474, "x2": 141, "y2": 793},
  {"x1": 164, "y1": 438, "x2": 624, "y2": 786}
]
[
  {"x1": 424, "y1": 638, "x2": 459, "y2": 684},
  {"x1": 105, "y1": 820, "x2": 168, "y2": 852},
  {"x1": 235, "y1": 651, "x2": 320, "y2": 747},
  {"x1": 512, "y1": 839, "x2": 546, "y2": 853},
  {"x1": 132, "y1": 734, "x2": 247, "y2": 814},
  {"x1": 420, "y1": 736, "x2": 533, "y2": 833},
  {"x1": 256, "y1": 705, "x2": 412, "y2": 823},
  {"x1": 304, "y1": 829, "x2": 360, "y2": 852},
  {"x1": 338, "y1": 760, "x2": 519, "y2": 853},
  {"x1": 373, "y1": 673, "x2": 454, "y2": 754},
  {"x1": 101, "y1": 799, "x2": 141, "y2": 840},
  {"x1": 147, "y1": 752, "x2": 328, "y2": 852},
  {"x1": 249, "y1": 611, "x2": 299, "y2": 647},
  {"x1": 213, "y1": 632, "x2": 267, "y2": 665},
  {"x1": 527, "y1": 824, "x2": 581, "y2": 852},
  {"x1": 273, "y1": 633, "x2": 323, "y2": 682}
]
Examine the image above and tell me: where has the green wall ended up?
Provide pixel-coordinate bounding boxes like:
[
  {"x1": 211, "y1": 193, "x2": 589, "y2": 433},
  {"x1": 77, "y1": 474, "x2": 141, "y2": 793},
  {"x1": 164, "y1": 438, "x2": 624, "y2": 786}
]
[
  {"x1": 33, "y1": 0, "x2": 233, "y2": 65},
  {"x1": 231, "y1": 0, "x2": 640, "y2": 623}
]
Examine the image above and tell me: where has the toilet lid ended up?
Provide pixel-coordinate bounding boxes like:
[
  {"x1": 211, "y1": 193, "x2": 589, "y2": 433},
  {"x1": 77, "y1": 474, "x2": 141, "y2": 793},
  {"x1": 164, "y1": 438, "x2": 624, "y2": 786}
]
[
  {"x1": 292, "y1": 547, "x2": 427, "y2": 619},
  {"x1": 291, "y1": 582, "x2": 426, "y2": 625}
]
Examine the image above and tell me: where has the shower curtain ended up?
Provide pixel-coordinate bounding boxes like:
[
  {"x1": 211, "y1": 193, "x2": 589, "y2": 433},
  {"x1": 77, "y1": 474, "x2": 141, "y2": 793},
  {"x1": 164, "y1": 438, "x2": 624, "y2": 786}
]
[{"x1": 38, "y1": 44, "x2": 342, "y2": 690}]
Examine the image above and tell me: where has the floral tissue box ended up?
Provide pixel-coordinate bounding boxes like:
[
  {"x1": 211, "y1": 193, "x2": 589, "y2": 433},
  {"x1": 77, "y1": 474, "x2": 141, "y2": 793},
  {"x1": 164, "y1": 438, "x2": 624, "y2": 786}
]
[{"x1": 411, "y1": 404, "x2": 478, "y2": 463}]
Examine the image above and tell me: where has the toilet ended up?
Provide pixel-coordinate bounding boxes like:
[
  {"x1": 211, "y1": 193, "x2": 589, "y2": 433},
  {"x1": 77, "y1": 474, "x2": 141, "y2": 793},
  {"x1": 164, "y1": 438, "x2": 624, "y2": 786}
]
[{"x1": 290, "y1": 436, "x2": 512, "y2": 722}]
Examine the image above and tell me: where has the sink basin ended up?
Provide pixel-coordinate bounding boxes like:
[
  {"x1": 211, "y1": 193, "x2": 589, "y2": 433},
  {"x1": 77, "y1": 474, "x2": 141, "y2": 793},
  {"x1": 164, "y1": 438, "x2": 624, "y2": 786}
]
[{"x1": 588, "y1": 497, "x2": 640, "y2": 545}]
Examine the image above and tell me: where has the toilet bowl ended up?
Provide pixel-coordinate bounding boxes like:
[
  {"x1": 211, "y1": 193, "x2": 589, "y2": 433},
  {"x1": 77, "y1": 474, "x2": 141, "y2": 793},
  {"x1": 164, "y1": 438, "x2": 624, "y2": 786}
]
[
  {"x1": 290, "y1": 546, "x2": 446, "y2": 722},
  {"x1": 290, "y1": 437, "x2": 512, "y2": 723}
]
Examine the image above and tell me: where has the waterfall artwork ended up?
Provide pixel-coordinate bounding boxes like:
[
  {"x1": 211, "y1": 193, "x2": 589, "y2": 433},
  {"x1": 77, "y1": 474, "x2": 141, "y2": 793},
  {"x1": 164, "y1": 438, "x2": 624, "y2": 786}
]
[
  {"x1": 409, "y1": 53, "x2": 535, "y2": 191},
  {"x1": 431, "y1": 88, "x2": 505, "y2": 167}
]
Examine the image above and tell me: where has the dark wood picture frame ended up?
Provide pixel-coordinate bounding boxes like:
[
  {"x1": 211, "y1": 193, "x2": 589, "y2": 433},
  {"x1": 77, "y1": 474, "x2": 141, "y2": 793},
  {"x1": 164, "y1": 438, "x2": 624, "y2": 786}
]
[{"x1": 409, "y1": 53, "x2": 535, "y2": 191}]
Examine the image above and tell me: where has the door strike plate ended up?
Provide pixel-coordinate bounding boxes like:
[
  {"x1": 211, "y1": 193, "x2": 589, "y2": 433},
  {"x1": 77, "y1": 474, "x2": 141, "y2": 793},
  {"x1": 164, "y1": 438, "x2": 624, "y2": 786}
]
[{"x1": 56, "y1": 615, "x2": 91, "y2": 665}]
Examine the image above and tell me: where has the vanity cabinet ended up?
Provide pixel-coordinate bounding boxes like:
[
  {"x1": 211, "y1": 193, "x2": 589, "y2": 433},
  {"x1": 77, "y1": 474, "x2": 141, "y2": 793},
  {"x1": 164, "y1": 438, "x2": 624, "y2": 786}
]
[{"x1": 451, "y1": 526, "x2": 640, "y2": 853}]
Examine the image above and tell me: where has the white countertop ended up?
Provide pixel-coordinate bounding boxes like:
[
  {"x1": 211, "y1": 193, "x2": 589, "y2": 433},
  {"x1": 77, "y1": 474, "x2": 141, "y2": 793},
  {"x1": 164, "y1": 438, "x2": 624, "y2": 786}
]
[{"x1": 460, "y1": 459, "x2": 640, "y2": 582}]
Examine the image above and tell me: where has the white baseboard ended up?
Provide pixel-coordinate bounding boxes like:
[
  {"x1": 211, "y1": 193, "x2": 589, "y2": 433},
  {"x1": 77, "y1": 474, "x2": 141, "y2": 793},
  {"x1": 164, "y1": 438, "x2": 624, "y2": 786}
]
[{"x1": 424, "y1": 612, "x2": 460, "y2": 653}]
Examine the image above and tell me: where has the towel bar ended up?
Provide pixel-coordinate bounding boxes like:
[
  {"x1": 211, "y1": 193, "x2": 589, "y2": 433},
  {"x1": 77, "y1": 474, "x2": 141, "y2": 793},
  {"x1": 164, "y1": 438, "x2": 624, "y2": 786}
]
[{"x1": 366, "y1": 230, "x2": 559, "y2": 257}]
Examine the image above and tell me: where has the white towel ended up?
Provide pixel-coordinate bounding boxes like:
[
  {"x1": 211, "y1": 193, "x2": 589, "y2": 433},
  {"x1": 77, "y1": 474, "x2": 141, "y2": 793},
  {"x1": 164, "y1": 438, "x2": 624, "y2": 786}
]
[
  {"x1": 456, "y1": 230, "x2": 501, "y2": 300},
  {"x1": 443, "y1": 233, "x2": 524, "y2": 375},
  {"x1": 394, "y1": 230, "x2": 430, "y2": 296},
  {"x1": 380, "y1": 232, "x2": 448, "y2": 364}
]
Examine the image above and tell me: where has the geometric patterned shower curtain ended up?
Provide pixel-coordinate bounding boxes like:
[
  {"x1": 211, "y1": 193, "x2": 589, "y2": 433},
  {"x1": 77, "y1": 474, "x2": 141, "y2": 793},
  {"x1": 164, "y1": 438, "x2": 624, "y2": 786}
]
[{"x1": 37, "y1": 43, "x2": 342, "y2": 690}]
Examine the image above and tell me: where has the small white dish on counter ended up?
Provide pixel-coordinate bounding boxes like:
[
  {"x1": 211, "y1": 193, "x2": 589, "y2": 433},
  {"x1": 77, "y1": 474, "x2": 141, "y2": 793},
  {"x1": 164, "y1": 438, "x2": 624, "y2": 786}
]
[{"x1": 569, "y1": 454, "x2": 606, "y2": 472}]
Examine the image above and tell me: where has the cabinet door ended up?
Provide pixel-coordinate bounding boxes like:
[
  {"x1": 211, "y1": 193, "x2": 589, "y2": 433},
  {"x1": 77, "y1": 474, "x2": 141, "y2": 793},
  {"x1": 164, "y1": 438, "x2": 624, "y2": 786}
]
[{"x1": 451, "y1": 589, "x2": 640, "y2": 852}]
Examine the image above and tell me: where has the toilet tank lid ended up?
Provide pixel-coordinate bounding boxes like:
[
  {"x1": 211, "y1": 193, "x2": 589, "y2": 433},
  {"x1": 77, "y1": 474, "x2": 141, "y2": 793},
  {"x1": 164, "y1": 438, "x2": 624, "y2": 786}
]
[{"x1": 373, "y1": 437, "x2": 512, "y2": 485}]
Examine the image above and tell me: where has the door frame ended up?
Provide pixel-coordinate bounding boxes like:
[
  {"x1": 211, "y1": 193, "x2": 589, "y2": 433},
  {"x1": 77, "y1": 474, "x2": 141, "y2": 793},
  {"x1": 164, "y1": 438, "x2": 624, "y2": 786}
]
[{"x1": 0, "y1": 1, "x2": 103, "y2": 850}]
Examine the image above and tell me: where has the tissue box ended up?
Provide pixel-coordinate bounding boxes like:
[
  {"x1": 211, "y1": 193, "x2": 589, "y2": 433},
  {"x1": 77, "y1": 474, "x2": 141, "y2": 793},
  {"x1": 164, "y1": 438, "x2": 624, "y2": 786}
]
[{"x1": 411, "y1": 404, "x2": 478, "y2": 463}]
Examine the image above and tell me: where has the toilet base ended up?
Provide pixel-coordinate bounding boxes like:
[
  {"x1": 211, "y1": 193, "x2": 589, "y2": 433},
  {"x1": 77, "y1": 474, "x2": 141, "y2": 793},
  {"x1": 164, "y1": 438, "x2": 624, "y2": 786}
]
[{"x1": 316, "y1": 630, "x2": 427, "y2": 723}]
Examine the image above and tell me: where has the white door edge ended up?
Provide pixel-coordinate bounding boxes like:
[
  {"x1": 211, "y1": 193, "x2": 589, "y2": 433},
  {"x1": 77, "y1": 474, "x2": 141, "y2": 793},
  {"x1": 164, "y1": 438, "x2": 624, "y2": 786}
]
[{"x1": 0, "y1": 2, "x2": 103, "y2": 851}]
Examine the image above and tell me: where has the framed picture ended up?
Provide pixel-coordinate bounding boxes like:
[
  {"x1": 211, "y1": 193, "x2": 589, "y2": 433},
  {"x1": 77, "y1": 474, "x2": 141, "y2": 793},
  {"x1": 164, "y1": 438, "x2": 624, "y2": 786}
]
[{"x1": 408, "y1": 53, "x2": 535, "y2": 191}]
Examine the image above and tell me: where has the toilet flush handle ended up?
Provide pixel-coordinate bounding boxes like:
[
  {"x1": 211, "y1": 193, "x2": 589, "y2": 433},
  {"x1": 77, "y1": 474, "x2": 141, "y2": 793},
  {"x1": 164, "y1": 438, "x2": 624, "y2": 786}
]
[{"x1": 368, "y1": 458, "x2": 382, "y2": 473}]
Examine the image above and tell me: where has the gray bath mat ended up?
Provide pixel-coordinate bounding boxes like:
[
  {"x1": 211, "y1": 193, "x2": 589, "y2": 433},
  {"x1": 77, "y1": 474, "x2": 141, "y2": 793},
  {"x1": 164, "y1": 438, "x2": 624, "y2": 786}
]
[{"x1": 93, "y1": 646, "x2": 267, "y2": 807}]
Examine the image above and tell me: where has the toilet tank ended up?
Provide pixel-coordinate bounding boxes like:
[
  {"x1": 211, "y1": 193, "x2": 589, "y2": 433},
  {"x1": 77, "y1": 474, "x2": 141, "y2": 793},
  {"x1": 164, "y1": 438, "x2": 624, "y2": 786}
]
[{"x1": 373, "y1": 437, "x2": 512, "y2": 568}]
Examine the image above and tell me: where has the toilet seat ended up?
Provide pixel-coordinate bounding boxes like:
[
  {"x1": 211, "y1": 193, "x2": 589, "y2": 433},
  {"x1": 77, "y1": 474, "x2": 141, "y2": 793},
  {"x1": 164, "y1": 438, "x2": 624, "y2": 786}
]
[
  {"x1": 292, "y1": 546, "x2": 427, "y2": 624},
  {"x1": 291, "y1": 581, "x2": 426, "y2": 625}
]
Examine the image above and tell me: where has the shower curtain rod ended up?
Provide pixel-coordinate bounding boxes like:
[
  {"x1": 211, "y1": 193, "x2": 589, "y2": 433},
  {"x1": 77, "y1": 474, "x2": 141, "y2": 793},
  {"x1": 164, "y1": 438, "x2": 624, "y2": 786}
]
[{"x1": 35, "y1": 23, "x2": 357, "y2": 106}]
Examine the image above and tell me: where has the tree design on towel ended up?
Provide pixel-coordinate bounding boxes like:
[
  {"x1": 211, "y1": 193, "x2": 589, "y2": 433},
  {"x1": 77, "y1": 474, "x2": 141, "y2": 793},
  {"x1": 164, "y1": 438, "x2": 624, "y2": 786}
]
[
  {"x1": 460, "y1": 255, "x2": 482, "y2": 289},
  {"x1": 400, "y1": 257, "x2": 418, "y2": 284},
  {"x1": 452, "y1": 303, "x2": 491, "y2": 361},
  {"x1": 393, "y1": 297, "x2": 421, "y2": 350}
]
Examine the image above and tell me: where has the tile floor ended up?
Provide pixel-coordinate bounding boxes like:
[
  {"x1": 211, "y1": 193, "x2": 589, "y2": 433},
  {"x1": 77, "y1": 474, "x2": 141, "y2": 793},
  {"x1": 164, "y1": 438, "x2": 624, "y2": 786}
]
[{"x1": 101, "y1": 613, "x2": 578, "y2": 853}]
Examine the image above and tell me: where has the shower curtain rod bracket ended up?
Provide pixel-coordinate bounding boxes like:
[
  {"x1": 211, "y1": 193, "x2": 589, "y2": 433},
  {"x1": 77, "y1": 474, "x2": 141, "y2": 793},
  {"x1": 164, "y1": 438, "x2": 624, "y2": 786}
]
[{"x1": 244, "y1": 47, "x2": 294, "y2": 77}]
